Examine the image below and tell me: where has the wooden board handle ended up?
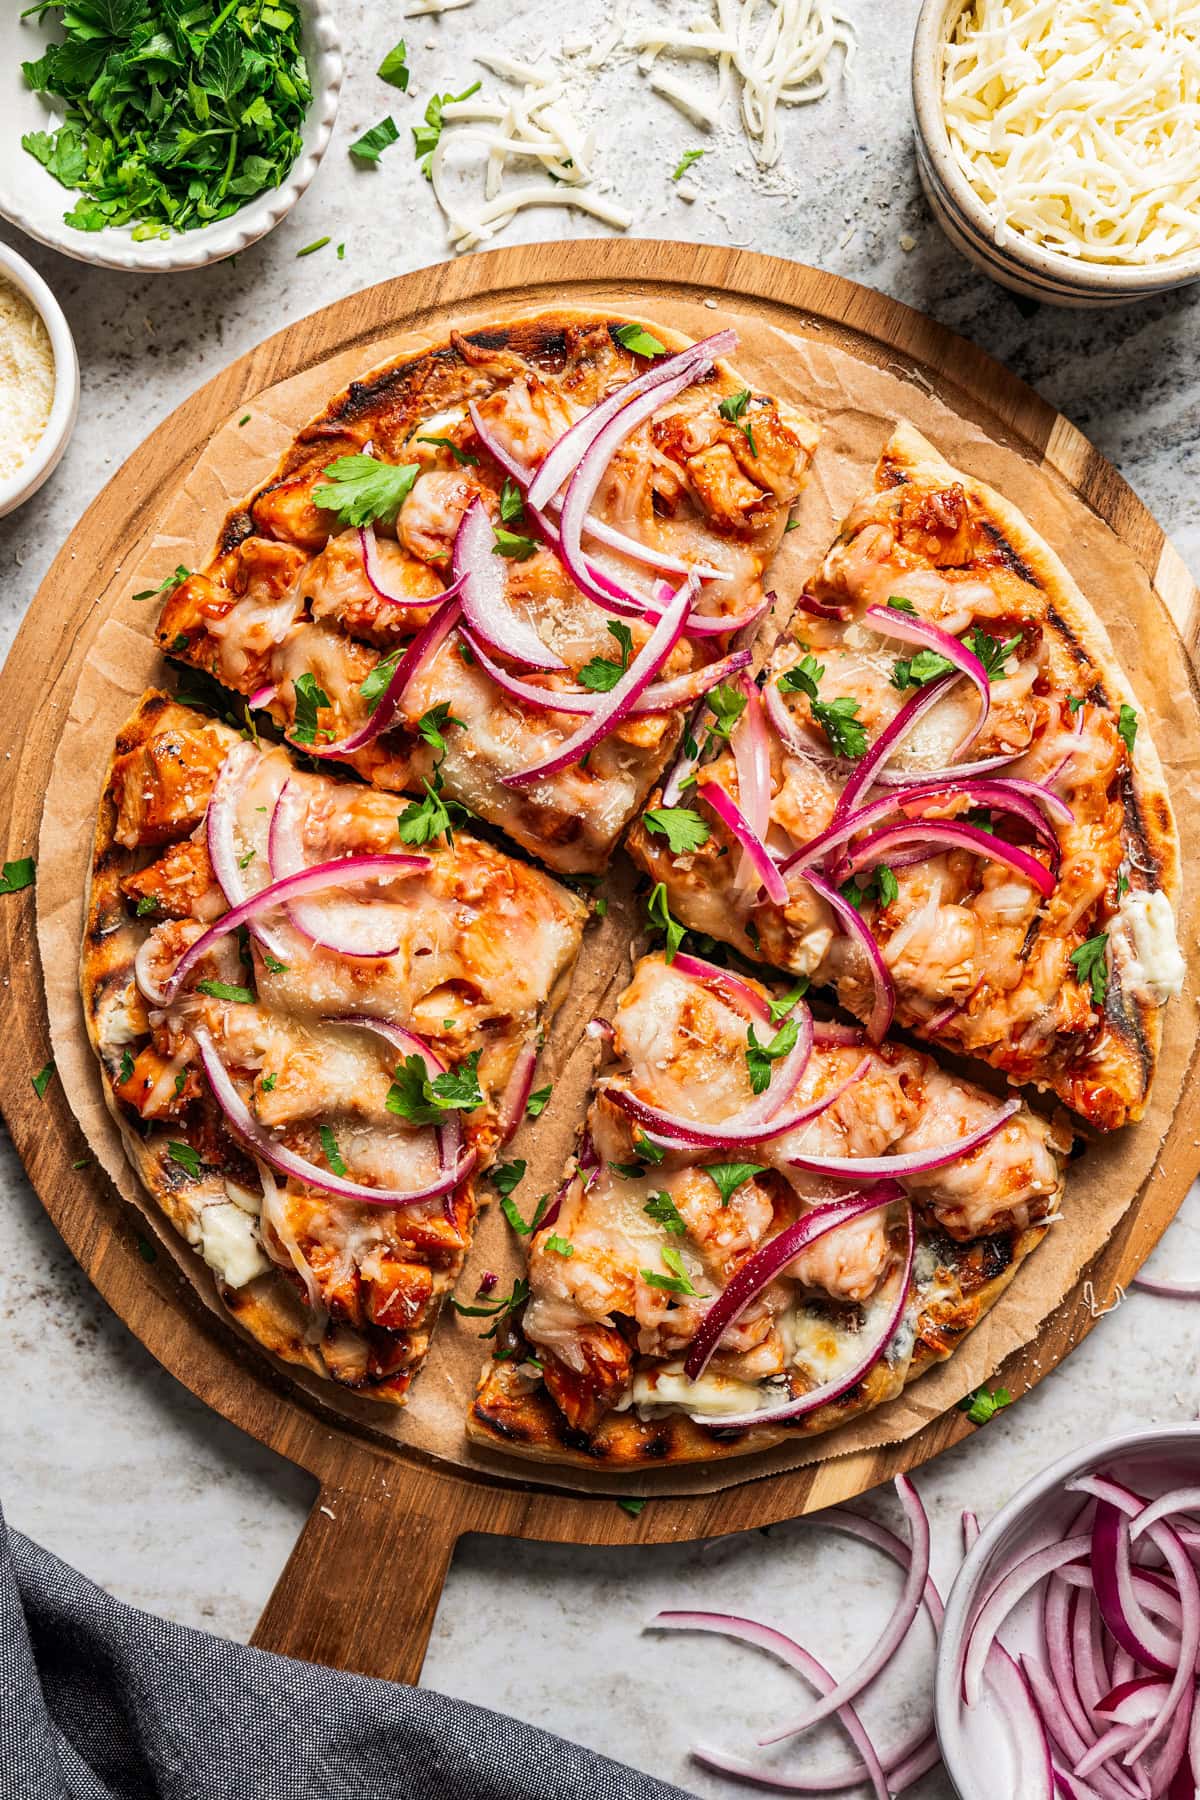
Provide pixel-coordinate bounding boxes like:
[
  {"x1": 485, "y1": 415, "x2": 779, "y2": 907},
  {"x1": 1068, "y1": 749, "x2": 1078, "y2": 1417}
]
[{"x1": 251, "y1": 1455, "x2": 461, "y2": 1685}]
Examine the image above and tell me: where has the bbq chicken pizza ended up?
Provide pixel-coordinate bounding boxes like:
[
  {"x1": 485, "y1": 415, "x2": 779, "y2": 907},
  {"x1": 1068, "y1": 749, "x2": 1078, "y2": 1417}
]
[{"x1": 75, "y1": 314, "x2": 1183, "y2": 1460}]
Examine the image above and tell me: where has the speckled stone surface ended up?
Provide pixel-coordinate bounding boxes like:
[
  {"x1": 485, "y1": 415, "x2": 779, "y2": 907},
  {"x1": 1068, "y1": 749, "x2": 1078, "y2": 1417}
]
[{"x1": 1, "y1": 2, "x2": 1199, "y2": 1795}]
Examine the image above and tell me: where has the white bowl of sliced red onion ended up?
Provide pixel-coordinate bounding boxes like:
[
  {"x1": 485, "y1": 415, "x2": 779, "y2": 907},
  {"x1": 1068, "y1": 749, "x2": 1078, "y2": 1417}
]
[{"x1": 936, "y1": 1424, "x2": 1200, "y2": 1799}]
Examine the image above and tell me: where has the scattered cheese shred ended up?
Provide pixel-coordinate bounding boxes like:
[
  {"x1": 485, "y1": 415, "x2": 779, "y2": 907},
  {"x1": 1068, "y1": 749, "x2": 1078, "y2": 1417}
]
[
  {"x1": 428, "y1": 58, "x2": 633, "y2": 253},
  {"x1": 942, "y1": 0, "x2": 1200, "y2": 266},
  {"x1": 0, "y1": 278, "x2": 54, "y2": 483},
  {"x1": 629, "y1": 0, "x2": 855, "y2": 167}
]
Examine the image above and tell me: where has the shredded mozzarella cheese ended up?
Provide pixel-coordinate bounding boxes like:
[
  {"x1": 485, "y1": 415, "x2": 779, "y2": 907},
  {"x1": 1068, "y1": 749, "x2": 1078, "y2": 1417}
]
[
  {"x1": 629, "y1": 0, "x2": 855, "y2": 166},
  {"x1": 0, "y1": 278, "x2": 54, "y2": 482},
  {"x1": 942, "y1": 0, "x2": 1200, "y2": 266},
  {"x1": 427, "y1": 57, "x2": 633, "y2": 253}
]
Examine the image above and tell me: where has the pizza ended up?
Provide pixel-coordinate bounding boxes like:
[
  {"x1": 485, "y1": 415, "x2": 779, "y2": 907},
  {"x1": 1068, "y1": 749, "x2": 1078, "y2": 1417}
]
[
  {"x1": 81, "y1": 692, "x2": 586, "y2": 1403},
  {"x1": 156, "y1": 312, "x2": 818, "y2": 873},
  {"x1": 468, "y1": 951, "x2": 1069, "y2": 1466},
  {"x1": 628, "y1": 423, "x2": 1183, "y2": 1132}
]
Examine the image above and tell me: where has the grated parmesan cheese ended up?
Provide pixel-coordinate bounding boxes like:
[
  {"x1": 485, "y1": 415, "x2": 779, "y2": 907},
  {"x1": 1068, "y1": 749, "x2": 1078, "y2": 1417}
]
[
  {"x1": 0, "y1": 278, "x2": 54, "y2": 482},
  {"x1": 629, "y1": 0, "x2": 855, "y2": 167},
  {"x1": 942, "y1": 0, "x2": 1200, "y2": 266}
]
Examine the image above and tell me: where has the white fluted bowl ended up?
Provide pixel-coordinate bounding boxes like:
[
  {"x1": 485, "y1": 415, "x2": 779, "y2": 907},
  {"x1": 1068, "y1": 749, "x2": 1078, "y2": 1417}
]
[
  {"x1": 0, "y1": 3, "x2": 342, "y2": 274},
  {"x1": 0, "y1": 240, "x2": 78, "y2": 518}
]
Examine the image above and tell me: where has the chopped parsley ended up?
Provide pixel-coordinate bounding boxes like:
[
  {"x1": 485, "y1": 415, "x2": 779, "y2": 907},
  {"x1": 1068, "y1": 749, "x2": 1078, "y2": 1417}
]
[
  {"x1": 672, "y1": 148, "x2": 705, "y2": 181},
  {"x1": 617, "y1": 1496, "x2": 647, "y2": 1517},
  {"x1": 784, "y1": 515, "x2": 801, "y2": 533},
  {"x1": 261, "y1": 1072, "x2": 278, "y2": 1092},
  {"x1": 133, "y1": 565, "x2": 190, "y2": 602},
  {"x1": 313, "y1": 454, "x2": 420, "y2": 527},
  {"x1": 546, "y1": 1233, "x2": 575, "y2": 1258},
  {"x1": 499, "y1": 477, "x2": 526, "y2": 524},
  {"x1": 614, "y1": 322, "x2": 667, "y2": 358},
  {"x1": 350, "y1": 116, "x2": 401, "y2": 165},
  {"x1": 386, "y1": 1050, "x2": 483, "y2": 1123},
  {"x1": 289, "y1": 667, "x2": 331, "y2": 745},
  {"x1": 633, "y1": 1130, "x2": 666, "y2": 1165},
  {"x1": 642, "y1": 806, "x2": 710, "y2": 856},
  {"x1": 378, "y1": 39, "x2": 410, "y2": 90},
  {"x1": 887, "y1": 596, "x2": 917, "y2": 614},
  {"x1": 32, "y1": 1060, "x2": 55, "y2": 1100},
  {"x1": 646, "y1": 882, "x2": 685, "y2": 962},
  {"x1": 745, "y1": 1018, "x2": 798, "y2": 1095},
  {"x1": 526, "y1": 1083, "x2": 552, "y2": 1119},
  {"x1": 1118, "y1": 704, "x2": 1138, "y2": 758},
  {"x1": 21, "y1": 2, "x2": 312, "y2": 239},
  {"x1": 396, "y1": 777, "x2": 464, "y2": 847},
  {"x1": 296, "y1": 236, "x2": 330, "y2": 257},
  {"x1": 968, "y1": 627, "x2": 1022, "y2": 682},
  {"x1": 262, "y1": 953, "x2": 289, "y2": 975},
  {"x1": 238, "y1": 848, "x2": 256, "y2": 870},
  {"x1": 640, "y1": 1246, "x2": 698, "y2": 1297},
  {"x1": 412, "y1": 81, "x2": 481, "y2": 176},
  {"x1": 359, "y1": 649, "x2": 404, "y2": 712},
  {"x1": 415, "y1": 701, "x2": 465, "y2": 755},
  {"x1": 501, "y1": 1190, "x2": 552, "y2": 1237},
  {"x1": 1116, "y1": 867, "x2": 1131, "y2": 900},
  {"x1": 643, "y1": 1190, "x2": 686, "y2": 1235},
  {"x1": 959, "y1": 1384, "x2": 1013, "y2": 1426},
  {"x1": 767, "y1": 981, "x2": 809, "y2": 1025},
  {"x1": 891, "y1": 628, "x2": 1020, "y2": 693},
  {"x1": 318, "y1": 1125, "x2": 347, "y2": 1178},
  {"x1": 704, "y1": 1162, "x2": 769, "y2": 1206},
  {"x1": 1068, "y1": 695, "x2": 1085, "y2": 715},
  {"x1": 777, "y1": 654, "x2": 867, "y2": 759},
  {"x1": 118, "y1": 1049, "x2": 135, "y2": 1085},
  {"x1": 195, "y1": 979, "x2": 256, "y2": 1003},
  {"x1": 579, "y1": 621, "x2": 634, "y2": 693},
  {"x1": 718, "y1": 387, "x2": 757, "y2": 457},
  {"x1": 491, "y1": 1159, "x2": 527, "y2": 1200},
  {"x1": 416, "y1": 435, "x2": 478, "y2": 467},
  {"x1": 0, "y1": 857, "x2": 35, "y2": 895},
  {"x1": 493, "y1": 526, "x2": 538, "y2": 561},
  {"x1": 1070, "y1": 933, "x2": 1109, "y2": 1007},
  {"x1": 594, "y1": 896, "x2": 609, "y2": 918},
  {"x1": 841, "y1": 865, "x2": 898, "y2": 911},
  {"x1": 135, "y1": 895, "x2": 158, "y2": 917},
  {"x1": 705, "y1": 682, "x2": 748, "y2": 744},
  {"x1": 167, "y1": 1140, "x2": 202, "y2": 1179},
  {"x1": 450, "y1": 1276, "x2": 528, "y2": 1328}
]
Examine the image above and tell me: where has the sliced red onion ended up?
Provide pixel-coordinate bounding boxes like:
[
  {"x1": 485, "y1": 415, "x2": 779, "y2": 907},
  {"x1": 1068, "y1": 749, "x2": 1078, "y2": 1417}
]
[
  {"x1": 204, "y1": 742, "x2": 292, "y2": 966},
  {"x1": 798, "y1": 868, "x2": 895, "y2": 1044},
  {"x1": 669, "y1": 951, "x2": 771, "y2": 1022},
  {"x1": 688, "y1": 1205, "x2": 914, "y2": 1429},
  {"x1": 335, "y1": 1014, "x2": 462, "y2": 1176},
  {"x1": 604, "y1": 1053, "x2": 869, "y2": 1152},
  {"x1": 463, "y1": 628, "x2": 751, "y2": 719},
  {"x1": 501, "y1": 575, "x2": 695, "y2": 788},
  {"x1": 137, "y1": 854, "x2": 431, "y2": 1008},
  {"x1": 248, "y1": 682, "x2": 277, "y2": 710},
  {"x1": 193, "y1": 1026, "x2": 473, "y2": 1208},
  {"x1": 789, "y1": 1096, "x2": 1021, "y2": 1182},
  {"x1": 792, "y1": 590, "x2": 852, "y2": 621},
  {"x1": 839, "y1": 819, "x2": 1056, "y2": 899},
  {"x1": 1131, "y1": 1275, "x2": 1200, "y2": 1299},
  {"x1": 764, "y1": 676, "x2": 838, "y2": 766},
  {"x1": 305, "y1": 597, "x2": 464, "y2": 759},
  {"x1": 527, "y1": 328, "x2": 735, "y2": 510},
  {"x1": 632, "y1": 647, "x2": 753, "y2": 714},
  {"x1": 830, "y1": 676, "x2": 963, "y2": 823},
  {"x1": 359, "y1": 524, "x2": 463, "y2": 611},
  {"x1": 269, "y1": 782, "x2": 413, "y2": 959},
  {"x1": 1096, "y1": 1679, "x2": 1172, "y2": 1724},
  {"x1": 576, "y1": 511, "x2": 730, "y2": 582},
  {"x1": 453, "y1": 496, "x2": 564, "y2": 672},
  {"x1": 963, "y1": 1510, "x2": 981, "y2": 1552},
  {"x1": 989, "y1": 1648, "x2": 1056, "y2": 1800},
  {"x1": 661, "y1": 694, "x2": 708, "y2": 805},
  {"x1": 1129, "y1": 1487, "x2": 1200, "y2": 1544},
  {"x1": 732, "y1": 671, "x2": 771, "y2": 841},
  {"x1": 701, "y1": 781, "x2": 788, "y2": 907},
  {"x1": 872, "y1": 746, "x2": 1023, "y2": 787},
  {"x1": 783, "y1": 781, "x2": 1060, "y2": 882},
  {"x1": 684, "y1": 1184, "x2": 902, "y2": 1380},
  {"x1": 759, "y1": 1473, "x2": 931, "y2": 1746},
  {"x1": 864, "y1": 603, "x2": 991, "y2": 754},
  {"x1": 497, "y1": 1043, "x2": 538, "y2": 1144},
  {"x1": 652, "y1": 1612, "x2": 889, "y2": 1800}
]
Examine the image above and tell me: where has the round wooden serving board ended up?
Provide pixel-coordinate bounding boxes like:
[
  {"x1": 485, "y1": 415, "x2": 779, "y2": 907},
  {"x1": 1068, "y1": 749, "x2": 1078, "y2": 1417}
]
[{"x1": 2, "y1": 241, "x2": 1199, "y2": 1687}]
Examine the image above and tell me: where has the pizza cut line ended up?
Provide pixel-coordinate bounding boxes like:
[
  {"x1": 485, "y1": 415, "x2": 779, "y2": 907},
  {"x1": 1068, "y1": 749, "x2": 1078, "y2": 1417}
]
[{"x1": 72, "y1": 315, "x2": 1184, "y2": 1462}]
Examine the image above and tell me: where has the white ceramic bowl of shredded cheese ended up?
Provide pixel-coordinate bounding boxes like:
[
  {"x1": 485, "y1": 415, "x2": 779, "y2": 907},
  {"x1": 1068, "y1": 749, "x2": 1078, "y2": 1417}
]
[
  {"x1": 0, "y1": 242, "x2": 78, "y2": 519},
  {"x1": 912, "y1": 0, "x2": 1200, "y2": 307}
]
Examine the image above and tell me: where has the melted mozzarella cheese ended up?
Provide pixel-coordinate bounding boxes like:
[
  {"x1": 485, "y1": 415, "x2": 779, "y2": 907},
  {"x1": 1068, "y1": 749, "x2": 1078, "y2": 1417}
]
[
  {"x1": 198, "y1": 1192, "x2": 269, "y2": 1289},
  {"x1": 1112, "y1": 887, "x2": 1186, "y2": 1005},
  {"x1": 631, "y1": 1364, "x2": 768, "y2": 1416}
]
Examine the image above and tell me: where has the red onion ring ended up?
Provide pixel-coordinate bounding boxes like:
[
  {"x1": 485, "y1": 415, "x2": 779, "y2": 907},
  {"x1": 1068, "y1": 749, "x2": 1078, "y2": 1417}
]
[
  {"x1": 668, "y1": 951, "x2": 772, "y2": 1022},
  {"x1": 1131, "y1": 1274, "x2": 1200, "y2": 1299},
  {"x1": 452, "y1": 495, "x2": 564, "y2": 672},
  {"x1": 684, "y1": 1184, "x2": 902, "y2": 1380},
  {"x1": 689, "y1": 1205, "x2": 914, "y2": 1429},
  {"x1": 839, "y1": 819, "x2": 1056, "y2": 899},
  {"x1": 798, "y1": 868, "x2": 895, "y2": 1044},
  {"x1": 700, "y1": 781, "x2": 789, "y2": 907},
  {"x1": 792, "y1": 590, "x2": 852, "y2": 621},
  {"x1": 763, "y1": 676, "x2": 840, "y2": 767},
  {"x1": 603, "y1": 1054, "x2": 869, "y2": 1152},
  {"x1": 501, "y1": 575, "x2": 695, "y2": 788},
  {"x1": 864, "y1": 603, "x2": 991, "y2": 754},
  {"x1": 461, "y1": 629, "x2": 752, "y2": 719},
  {"x1": 732, "y1": 671, "x2": 771, "y2": 841},
  {"x1": 359, "y1": 525, "x2": 464, "y2": 611},
  {"x1": 334, "y1": 1013, "x2": 463, "y2": 1177},
  {"x1": 661, "y1": 694, "x2": 709, "y2": 805},
  {"x1": 497, "y1": 1043, "x2": 538, "y2": 1144},
  {"x1": 301, "y1": 597, "x2": 464, "y2": 759},
  {"x1": 788, "y1": 1096, "x2": 1021, "y2": 1181},
  {"x1": 193, "y1": 1026, "x2": 473, "y2": 1208},
  {"x1": 204, "y1": 742, "x2": 292, "y2": 964},
  {"x1": 248, "y1": 682, "x2": 277, "y2": 710},
  {"x1": 269, "y1": 781, "x2": 416, "y2": 959},
  {"x1": 137, "y1": 854, "x2": 430, "y2": 1007}
]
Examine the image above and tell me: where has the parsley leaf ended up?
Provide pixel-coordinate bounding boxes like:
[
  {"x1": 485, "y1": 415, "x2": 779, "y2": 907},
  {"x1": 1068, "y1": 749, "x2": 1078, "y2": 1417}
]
[
  {"x1": 546, "y1": 1233, "x2": 575, "y2": 1258},
  {"x1": 261, "y1": 1072, "x2": 278, "y2": 1092},
  {"x1": 1118, "y1": 704, "x2": 1138, "y2": 758},
  {"x1": 378, "y1": 39, "x2": 410, "y2": 90},
  {"x1": 397, "y1": 780, "x2": 459, "y2": 846},
  {"x1": 168, "y1": 1140, "x2": 202, "y2": 1179},
  {"x1": 578, "y1": 620, "x2": 634, "y2": 692},
  {"x1": 745, "y1": 1018, "x2": 799, "y2": 1095},
  {"x1": 767, "y1": 981, "x2": 809, "y2": 1024},
  {"x1": 642, "y1": 806, "x2": 711, "y2": 855},
  {"x1": 319, "y1": 1125, "x2": 347, "y2": 1177},
  {"x1": 672, "y1": 148, "x2": 705, "y2": 180},
  {"x1": 262, "y1": 953, "x2": 288, "y2": 974},
  {"x1": 1070, "y1": 933, "x2": 1109, "y2": 1007},
  {"x1": 313, "y1": 454, "x2": 420, "y2": 527},
  {"x1": 415, "y1": 701, "x2": 464, "y2": 755},
  {"x1": 718, "y1": 387, "x2": 757, "y2": 456},
  {"x1": 841, "y1": 865, "x2": 899, "y2": 911},
  {"x1": 133, "y1": 564, "x2": 190, "y2": 602},
  {"x1": 195, "y1": 979, "x2": 256, "y2": 1003},
  {"x1": 706, "y1": 682, "x2": 748, "y2": 743},
  {"x1": 450, "y1": 1276, "x2": 528, "y2": 1322},
  {"x1": 618, "y1": 1496, "x2": 647, "y2": 1516},
  {"x1": 32, "y1": 1061, "x2": 55, "y2": 1100},
  {"x1": 359, "y1": 649, "x2": 404, "y2": 712},
  {"x1": 644, "y1": 1190, "x2": 686, "y2": 1234},
  {"x1": 614, "y1": 322, "x2": 667, "y2": 358},
  {"x1": 290, "y1": 672, "x2": 331, "y2": 747},
  {"x1": 891, "y1": 648, "x2": 955, "y2": 691},
  {"x1": 118, "y1": 1048, "x2": 135, "y2": 1085},
  {"x1": 386, "y1": 1050, "x2": 483, "y2": 1123},
  {"x1": 966, "y1": 628, "x2": 1022, "y2": 682},
  {"x1": 1116, "y1": 868, "x2": 1131, "y2": 900},
  {"x1": 1068, "y1": 695, "x2": 1085, "y2": 715},
  {"x1": 646, "y1": 882, "x2": 685, "y2": 962},
  {"x1": 491, "y1": 1159, "x2": 526, "y2": 1199},
  {"x1": 703, "y1": 1162, "x2": 769, "y2": 1206},
  {"x1": 135, "y1": 895, "x2": 158, "y2": 917},
  {"x1": 633, "y1": 1130, "x2": 666, "y2": 1165},
  {"x1": 416, "y1": 434, "x2": 478, "y2": 466},
  {"x1": 778, "y1": 656, "x2": 867, "y2": 758},
  {"x1": 501, "y1": 1189, "x2": 551, "y2": 1236},
  {"x1": 493, "y1": 526, "x2": 538, "y2": 561},
  {"x1": 958, "y1": 1384, "x2": 1013, "y2": 1426},
  {"x1": 411, "y1": 80, "x2": 481, "y2": 176},
  {"x1": 526, "y1": 1083, "x2": 552, "y2": 1118},
  {"x1": 777, "y1": 654, "x2": 823, "y2": 702},
  {"x1": 499, "y1": 477, "x2": 525, "y2": 524},
  {"x1": 887, "y1": 595, "x2": 917, "y2": 614},
  {"x1": 350, "y1": 116, "x2": 401, "y2": 165},
  {"x1": 640, "y1": 1246, "x2": 698, "y2": 1296},
  {"x1": 0, "y1": 857, "x2": 35, "y2": 895}
]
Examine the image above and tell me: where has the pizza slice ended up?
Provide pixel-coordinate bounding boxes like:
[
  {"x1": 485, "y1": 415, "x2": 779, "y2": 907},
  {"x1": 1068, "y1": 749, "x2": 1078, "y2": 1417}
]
[
  {"x1": 81, "y1": 692, "x2": 587, "y2": 1403},
  {"x1": 157, "y1": 312, "x2": 818, "y2": 874},
  {"x1": 468, "y1": 951, "x2": 1068, "y2": 1466},
  {"x1": 628, "y1": 423, "x2": 1183, "y2": 1132}
]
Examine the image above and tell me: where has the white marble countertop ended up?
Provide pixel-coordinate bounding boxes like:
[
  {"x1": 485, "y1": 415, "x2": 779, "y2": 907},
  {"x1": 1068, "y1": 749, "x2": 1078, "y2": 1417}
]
[{"x1": 2, "y1": 2, "x2": 1199, "y2": 1795}]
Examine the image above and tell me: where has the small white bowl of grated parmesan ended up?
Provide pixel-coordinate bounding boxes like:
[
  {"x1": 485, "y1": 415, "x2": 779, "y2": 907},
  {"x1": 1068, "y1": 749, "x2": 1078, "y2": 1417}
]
[
  {"x1": 0, "y1": 242, "x2": 78, "y2": 518},
  {"x1": 913, "y1": 0, "x2": 1200, "y2": 306}
]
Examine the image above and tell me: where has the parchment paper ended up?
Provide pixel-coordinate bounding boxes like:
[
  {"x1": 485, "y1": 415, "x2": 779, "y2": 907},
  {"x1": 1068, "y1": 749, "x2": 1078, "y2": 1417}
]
[{"x1": 36, "y1": 285, "x2": 1200, "y2": 1498}]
